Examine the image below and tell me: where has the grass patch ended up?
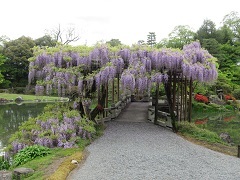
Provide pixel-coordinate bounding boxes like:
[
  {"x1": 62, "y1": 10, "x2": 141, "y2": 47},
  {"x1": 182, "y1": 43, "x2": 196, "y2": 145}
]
[
  {"x1": 178, "y1": 121, "x2": 226, "y2": 145},
  {"x1": 47, "y1": 152, "x2": 83, "y2": 180},
  {"x1": 192, "y1": 101, "x2": 226, "y2": 113},
  {"x1": 11, "y1": 147, "x2": 80, "y2": 180},
  {"x1": 0, "y1": 93, "x2": 68, "y2": 101}
]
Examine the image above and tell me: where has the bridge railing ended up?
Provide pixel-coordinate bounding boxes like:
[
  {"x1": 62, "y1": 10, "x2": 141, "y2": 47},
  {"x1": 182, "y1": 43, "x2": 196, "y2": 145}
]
[{"x1": 95, "y1": 95, "x2": 131, "y2": 123}]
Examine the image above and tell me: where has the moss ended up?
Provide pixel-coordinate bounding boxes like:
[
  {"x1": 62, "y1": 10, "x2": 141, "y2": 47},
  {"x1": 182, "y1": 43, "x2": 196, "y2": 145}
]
[{"x1": 47, "y1": 152, "x2": 83, "y2": 180}]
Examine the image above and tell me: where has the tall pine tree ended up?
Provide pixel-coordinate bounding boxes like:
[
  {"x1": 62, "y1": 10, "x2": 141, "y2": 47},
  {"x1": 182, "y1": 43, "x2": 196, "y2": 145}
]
[{"x1": 147, "y1": 32, "x2": 156, "y2": 47}]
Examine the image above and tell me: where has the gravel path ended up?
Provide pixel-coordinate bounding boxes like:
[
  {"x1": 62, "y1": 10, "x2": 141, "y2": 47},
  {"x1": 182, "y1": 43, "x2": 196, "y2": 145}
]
[{"x1": 68, "y1": 103, "x2": 240, "y2": 180}]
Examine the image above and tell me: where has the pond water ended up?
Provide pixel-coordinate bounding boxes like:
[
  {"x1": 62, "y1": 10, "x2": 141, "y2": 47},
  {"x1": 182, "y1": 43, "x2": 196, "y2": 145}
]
[
  {"x1": 0, "y1": 102, "x2": 50, "y2": 156},
  {"x1": 193, "y1": 112, "x2": 240, "y2": 145}
]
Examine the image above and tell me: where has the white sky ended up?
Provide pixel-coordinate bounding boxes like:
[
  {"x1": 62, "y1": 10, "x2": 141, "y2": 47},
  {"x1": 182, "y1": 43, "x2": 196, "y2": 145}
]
[{"x1": 1, "y1": 0, "x2": 240, "y2": 46}]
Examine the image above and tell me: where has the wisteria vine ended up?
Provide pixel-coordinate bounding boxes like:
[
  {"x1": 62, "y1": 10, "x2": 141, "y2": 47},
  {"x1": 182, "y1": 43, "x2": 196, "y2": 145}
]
[{"x1": 29, "y1": 42, "x2": 218, "y2": 99}]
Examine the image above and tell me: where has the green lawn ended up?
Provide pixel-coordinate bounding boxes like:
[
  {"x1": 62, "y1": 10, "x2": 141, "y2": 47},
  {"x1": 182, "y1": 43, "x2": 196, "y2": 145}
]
[{"x1": 0, "y1": 93, "x2": 68, "y2": 101}]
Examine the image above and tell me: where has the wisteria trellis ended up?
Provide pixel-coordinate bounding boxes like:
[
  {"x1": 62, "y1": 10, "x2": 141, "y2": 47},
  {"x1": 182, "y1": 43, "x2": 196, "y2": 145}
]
[
  {"x1": 29, "y1": 42, "x2": 217, "y2": 96},
  {"x1": 29, "y1": 42, "x2": 218, "y2": 130}
]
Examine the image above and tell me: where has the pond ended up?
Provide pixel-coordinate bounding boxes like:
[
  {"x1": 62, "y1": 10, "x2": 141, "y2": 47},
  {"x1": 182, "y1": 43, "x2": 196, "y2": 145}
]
[
  {"x1": 0, "y1": 102, "x2": 50, "y2": 156},
  {"x1": 193, "y1": 111, "x2": 240, "y2": 145}
]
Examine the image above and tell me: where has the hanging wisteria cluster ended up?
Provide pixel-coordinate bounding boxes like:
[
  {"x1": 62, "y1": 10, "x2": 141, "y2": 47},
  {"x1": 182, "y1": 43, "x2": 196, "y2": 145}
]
[
  {"x1": 182, "y1": 42, "x2": 218, "y2": 82},
  {"x1": 29, "y1": 41, "x2": 218, "y2": 98},
  {"x1": 29, "y1": 45, "x2": 126, "y2": 96},
  {"x1": 10, "y1": 107, "x2": 96, "y2": 153}
]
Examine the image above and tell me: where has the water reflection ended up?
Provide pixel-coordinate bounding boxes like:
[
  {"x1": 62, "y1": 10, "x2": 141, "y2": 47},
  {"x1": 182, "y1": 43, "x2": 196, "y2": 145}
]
[
  {"x1": 0, "y1": 103, "x2": 50, "y2": 153},
  {"x1": 193, "y1": 112, "x2": 240, "y2": 145}
]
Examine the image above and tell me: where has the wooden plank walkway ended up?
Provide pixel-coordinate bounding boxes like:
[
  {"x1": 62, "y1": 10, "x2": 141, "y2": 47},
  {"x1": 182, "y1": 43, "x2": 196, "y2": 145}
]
[{"x1": 115, "y1": 102, "x2": 149, "y2": 123}]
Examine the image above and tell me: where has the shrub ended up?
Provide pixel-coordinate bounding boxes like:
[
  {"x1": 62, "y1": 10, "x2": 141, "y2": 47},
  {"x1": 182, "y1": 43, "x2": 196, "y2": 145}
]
[
  {"x1": 233, "y1": 89, "x2": 240, "y2": 100},
  {"x1": 7, "y1": 103, "x2": 96, "y2": 154},
  {"x1": 0, "y1": 158, "x2": 10, "y2": 170},
  {"x1": 194, "y1": 94, "x2": 209, "y2": 103},
  {"x1": 224, "y1": 94, "x2": 236, "y2": 101},
  {"x1": 14, "y1": 87, "x2": 26, "y2": 94},
  {"x1": 13, "y1": 145, "x2": 50, "y2": 166}
]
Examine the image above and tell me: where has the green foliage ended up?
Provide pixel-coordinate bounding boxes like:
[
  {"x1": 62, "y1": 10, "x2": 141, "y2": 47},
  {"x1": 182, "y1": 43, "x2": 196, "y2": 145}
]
[
  {"x1": 216, "y1": 25, "x2": 234, "y2": 44},
  {"x1": 167, "y1": 25, "x2": 196, "y2": 49},
  {"x1": 178, "y1": 122, "x2": 226, "y2": 144},
  {"x1": 35, "y1": 35, "x2": 57, "y2": 47},
  {"x1": 0, "y1": 54, "x2": 6, "y2": 84},
  {"x1": 192, "y1": 101, "x2": 227, "y2": 113},
  {"x1": 202, "y1": 38, "x2": 221, "y2": 58},
  {"x1": 13, "y1": 145, "x2": 51, "y2": 166},
  {"x1": 222, "y1": 11, "x2": 240, "y2": 39},
  {"x1": 0, "y1": 158, "x2": 10, "y2": 170},
  {"x1": 196, "y1": 19, "x2": 218, "y2": 44},
  {"x1": 233, "y1": 88, "x2": 240, "y2": 99},
  {"x1": 1, "y1": 36, "x2": 36, "y2": 87},
  {"x1": 106, "y1": 39, "x2": 122, "y2": 47},
  {"x1": 212, "y1": 71, "x2": 233, "y2": 94}
]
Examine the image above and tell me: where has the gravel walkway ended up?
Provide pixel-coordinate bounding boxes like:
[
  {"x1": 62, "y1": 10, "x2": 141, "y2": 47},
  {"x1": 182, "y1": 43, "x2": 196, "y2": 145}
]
[{"x1": 68, "y1": 102, "x2": 240, "y2": 180}]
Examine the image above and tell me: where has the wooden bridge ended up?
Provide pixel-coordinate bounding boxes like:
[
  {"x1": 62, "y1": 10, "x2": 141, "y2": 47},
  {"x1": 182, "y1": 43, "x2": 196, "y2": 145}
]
[{"x1": 94, "y1": 95, "x2": 173, "y2": 128}]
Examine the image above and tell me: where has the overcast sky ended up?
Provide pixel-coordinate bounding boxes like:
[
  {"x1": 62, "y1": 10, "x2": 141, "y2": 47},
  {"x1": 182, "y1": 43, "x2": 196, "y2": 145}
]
[{"x1": 1, "y1": 0, "x2": 240, "y2": 46}]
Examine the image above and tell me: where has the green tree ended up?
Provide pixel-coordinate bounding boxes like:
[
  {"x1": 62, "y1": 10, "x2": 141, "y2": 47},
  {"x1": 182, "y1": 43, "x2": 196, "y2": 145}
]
[
  {"x1": 106, "y1": 39, "x2": 122, "y2": 47},
  {"x1": 0, "y1": 54, "x2": 5, "y2": 84},
  {"x1": 196, "y1": 19, "x2": 217, "y2": 43},
  {"x1": 202, "y1": 38, "x2": 221, "y2": 58},
  {"x1": 167, "y1": 25, "x2": 195, "y2": 49},
  {"x1": 217, "y1": 42, "x2": 240, "y2": 87},
  {"x1": 222, "y1": 11, "x2": 240, "y2": 40},
  {"x1": 35, "y1": 35, "x2": 57, "y2": 47},
  {"x1": 1, "y1": 36, "x2": 36, "y2": 87},
  {"x1": 0, "y1": 35, "x2": 10, "y2": 53},
  {"x1": 156, "y1": 38, "x2": 169, "y2": 48},
  {"x1": 216, "y1": 25, "x2": 234, "y2": 44},
  {"x1": 147, "y1": 32, "x2": 156, "y2": 47}
]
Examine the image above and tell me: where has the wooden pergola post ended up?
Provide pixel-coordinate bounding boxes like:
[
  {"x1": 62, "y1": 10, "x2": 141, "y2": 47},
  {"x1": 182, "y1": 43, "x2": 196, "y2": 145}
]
[
  {"x1": 188, "y1": 78, "x2": 193, "y2": 122},
  {"x1": 117, "y1": 74, "x2": 120, "y2": 102},
  {"x1": 112, "y1": 78, "x2": 115, "y2": 104},
  {"x1": 105, "y1": 81, "x2": 108, "y2": 117},
  {"x1": 177, "y1": 73, "x2": 180, "y2": 121},
  {"x1": 180, "y1": 74, "x2": 183, "y2": 122},
  {"x1": 184, "y1": 77, "x2": 187, "y2": 121},
  {"x1": 154, "y1": 83, "x2": 159, "y2": 125}
]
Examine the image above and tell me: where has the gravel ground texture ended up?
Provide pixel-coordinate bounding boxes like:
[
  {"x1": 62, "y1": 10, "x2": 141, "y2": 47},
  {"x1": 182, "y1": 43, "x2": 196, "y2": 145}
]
[{"x1": 68, "y1": 102, "x2": 240, "y2": 180}]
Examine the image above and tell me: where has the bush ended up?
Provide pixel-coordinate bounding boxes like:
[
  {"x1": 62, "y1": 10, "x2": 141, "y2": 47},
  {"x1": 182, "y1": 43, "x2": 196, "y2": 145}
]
[
  {"x1": 14, "y1": 87, "x2": 26, "y2": 94},
  {"x1": 233, "y1": 89, "x2": 240, "y2": 100},
  {"x1": 7, "y1": 103, "x2": 96, "y2": 154},
  {"x1": 0, "y1": 158, "x2": 10, "y2": 170},
  {"x1": 13, "y1": 145, "x2": 50, "y2": 166},
  {"x1": 224, "y1": 94, "x2": 236, "y2": 101},
  {"x1": 194, "y1": 94, "x2": 209, "y2": 103}
]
